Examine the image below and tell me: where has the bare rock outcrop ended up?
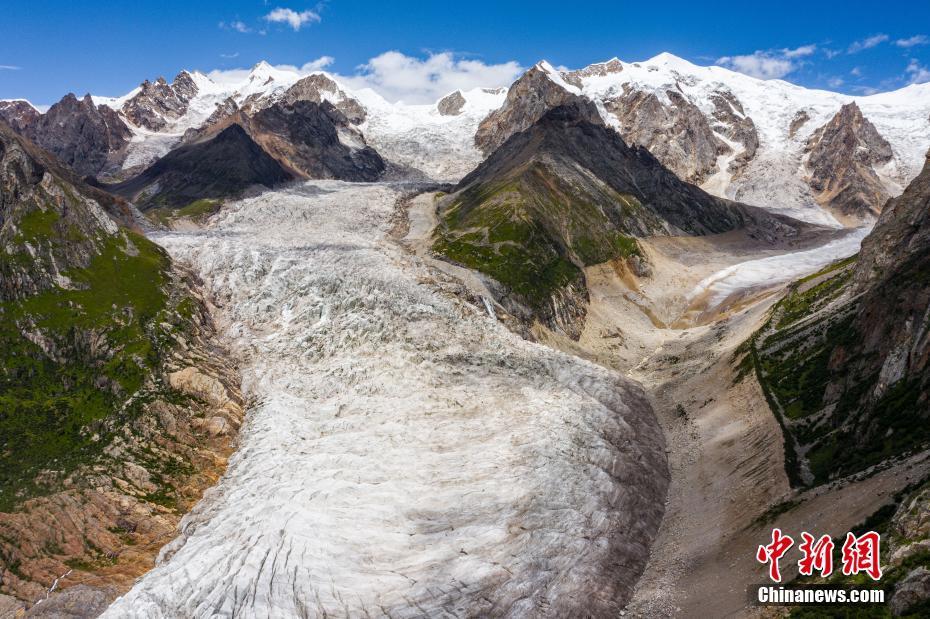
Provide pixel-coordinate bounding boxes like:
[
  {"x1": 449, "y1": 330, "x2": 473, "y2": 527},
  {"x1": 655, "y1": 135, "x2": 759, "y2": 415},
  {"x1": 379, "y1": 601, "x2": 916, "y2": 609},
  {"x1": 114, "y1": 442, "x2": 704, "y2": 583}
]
[
  {"x1": 23, "y1": 94, "x2": 131, "y2": 177},
  {"x1": 474, "y1": 62, "x2": 583, "y2": 155},
  {"x1": 709, "y1": 89, "x2": 759, "y2": 178},
  {"x1": 121, "y1": 72, "x2": 200, "y2": 131},
  {"x1": 437, "y1": 90, "x2": 466, "y2": 116},
  {"x1": 804, "y1": 102, "x2": 894, "y2": 221},
  {"x1": 603, "y1": 87, "x2": 723, "y2": 184},
  {"x1": 0, "y1": 100, "x2": 40, "y2": 133}
]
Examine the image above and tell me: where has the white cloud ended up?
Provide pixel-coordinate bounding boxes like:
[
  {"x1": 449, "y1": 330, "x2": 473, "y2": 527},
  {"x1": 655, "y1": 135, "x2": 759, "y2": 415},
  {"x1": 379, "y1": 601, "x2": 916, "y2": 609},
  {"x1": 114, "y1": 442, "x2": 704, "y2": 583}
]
[
  {"x1": 906, "y1": 58, "x2": 930, "y2": 84},
  {"x1": 783, "y1": 44, "x2": 817, "y2": 58},
  {"x1": 201, "y1": 52, "x2": 521, "y2": 104},
  {"x1": 334, "y1": 51, "x2": 523, "y2": 104},
  {"x1": 219, "y1": 20, "x2": 252, "y2": 33},
  {"x1": 852, "y1": 85, "x2": 880, "y2": 95},
  {"x1": 850, "y1": 66, "x2": 862, "y2": 77},
  {"x1": 264, "y1": 7, "x2": 320, "y2": 31},
  {"x1": 220, "y1": 52, "x2": 240, "y2": 59},
  {"x1": 848, "y1": 34, "x2": 889, "y2": 53},
  {"x1": 827, "y1": 76, "x2": 844, "y2": 88},
  {"x1": 716, "y1": 51, "x2": 795, "y2": 79},
  {"x1": 0, "y1": 64, "x2": 21, "y2": 70},
  {"x1": 896, "y1": 35, "x2": 929, "y2": 48}
]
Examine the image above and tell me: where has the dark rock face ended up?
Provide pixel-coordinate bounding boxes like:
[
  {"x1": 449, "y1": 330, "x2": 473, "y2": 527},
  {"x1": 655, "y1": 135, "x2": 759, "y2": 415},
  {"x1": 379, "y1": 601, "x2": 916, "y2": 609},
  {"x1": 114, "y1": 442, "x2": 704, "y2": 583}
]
[
  {"x1": 0, "y1": 124, "x2": 243, "y2": 605},
  {"x1": 603, "y1": 87, "x2": 723, "y2": 184},
  {"x1": 121, "y1": 71, "x2": 200, "y2": 131},
  {"x1": 805, "y1": 102, "x2": 894, "y2": 220},
  {"x1": 23, "y1": 93, "x2": 132, "y2": 177},
  {"x1": 282, "y1": 74, "x2": 367, "y2": 124},
  {"x1": 474, "y1": 63, "x2": 582, "y2": 155},
  {"x1": 438, "y1": 101, "x2": 804, "y2": 338},
  {"x1": 0, "y1": 100, "x2": 40, "y2": 133},
  {"x1": 789, "y1": 109, "x2": 810, "y2": 138},
  {"x1": 111, "y1": 124, "x2": 294, "y2": 207},
  {"x1": 248, "y1": 100, "x2": 385, "y2": 181},
  {"x1": 745, "y1": 150, "x2": 930, "y2": 486},
  {"x1": 437, "y1": 90, "x2": 466, "y2": 116}
]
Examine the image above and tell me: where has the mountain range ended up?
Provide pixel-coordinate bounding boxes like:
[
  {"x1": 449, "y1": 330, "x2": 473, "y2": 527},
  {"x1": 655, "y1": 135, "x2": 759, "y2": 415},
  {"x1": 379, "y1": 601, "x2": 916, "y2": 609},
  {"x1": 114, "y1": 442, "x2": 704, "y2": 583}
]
[{"x1": 3, "y1": 53, "x2": 929, "y2": 226}]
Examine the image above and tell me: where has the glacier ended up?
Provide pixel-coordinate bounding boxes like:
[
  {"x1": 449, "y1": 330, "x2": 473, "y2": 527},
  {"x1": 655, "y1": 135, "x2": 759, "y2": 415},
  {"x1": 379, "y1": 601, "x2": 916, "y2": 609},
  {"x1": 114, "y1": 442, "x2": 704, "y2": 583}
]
[{"x1": 103, "y1": 182, "x2": 668, "y2": 617}]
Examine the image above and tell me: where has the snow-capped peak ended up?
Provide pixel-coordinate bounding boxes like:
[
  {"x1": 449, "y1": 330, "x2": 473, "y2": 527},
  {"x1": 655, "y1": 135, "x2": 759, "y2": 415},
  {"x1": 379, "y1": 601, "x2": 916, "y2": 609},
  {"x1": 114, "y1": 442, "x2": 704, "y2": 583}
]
[{"x1": 535, "y1": 60, "x2": 581, "y2": 94}]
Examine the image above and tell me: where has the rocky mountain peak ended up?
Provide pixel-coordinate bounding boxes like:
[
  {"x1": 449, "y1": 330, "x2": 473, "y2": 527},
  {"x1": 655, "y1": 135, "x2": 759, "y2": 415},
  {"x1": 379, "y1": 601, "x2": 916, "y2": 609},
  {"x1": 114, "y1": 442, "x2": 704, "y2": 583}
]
[
  {"x1": 474, "y1": 62, "x2": 584, "y2": 155},
  {"x1": 282, "y1": 73, "x2": 366, "y2": 124},
  {"x1": 23, "y1": 92, "x2": 131, "y2": 177},
  {"x1": 0, "y1": 99, "x2": 41, "y2": 133},
  {"x1": 562, "y1": 58, "x2": 624, "y2": 87},
  {"x1": 804, "y1": 101, "x2": 895, "y2": 221},
  {"x1": 121, "y1": 70, "x2": 201, "y2": 131}
]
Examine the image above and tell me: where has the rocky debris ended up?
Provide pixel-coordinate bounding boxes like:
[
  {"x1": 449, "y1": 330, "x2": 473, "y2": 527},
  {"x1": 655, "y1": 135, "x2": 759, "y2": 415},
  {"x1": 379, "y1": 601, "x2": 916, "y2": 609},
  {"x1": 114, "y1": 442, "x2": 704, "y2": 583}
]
[
  {"x1": 437, "y1": 90, "x2": 466, "y2": 116},
  {"x1": 0, "y1": 99, "x2": 40, "y2": 133},
  {"x1": 110, "y1": 123, "x2": 294, "y2": 207},
  {"x1": 121, "y1": 72, "x2": 200, "y2": 131},
  {"x1": 709, "y1": 89, "x2": 759, "y2": 178},
  {"x1": 604, "y1": 87, "x2": 723, "y2": 184},
  {"x1": 804, "y1": 102, "x2": 895, "y2": 220},
  {"x1": 474, "y1": 62, "x2": 583, "y2": 155},
  {"x1": 789, "y1": 109, "x2": 810, "y2": 137},
  {"x1": 23, "y1": 94, "x2": 131, "y2": 177},
  {"x1": 891, "y1": 567, "x2": 930, "y2": 616},
  {"x1": 282, "y1": 73, "x2": 367, "y2": 124}
]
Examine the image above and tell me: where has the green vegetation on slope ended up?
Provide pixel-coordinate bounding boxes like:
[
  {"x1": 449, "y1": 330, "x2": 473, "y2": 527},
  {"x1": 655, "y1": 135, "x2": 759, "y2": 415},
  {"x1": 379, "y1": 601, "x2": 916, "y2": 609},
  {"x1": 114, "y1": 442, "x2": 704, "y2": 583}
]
[
  {"x1": 0, "y1": 224, "x2": 194, "y2": 510},
  {"x1": 736, "y1": 254, "x2": 930, "y2": 487},
  {"x1": 432, "y1": 163, "x2": 643, "y2": 312}
]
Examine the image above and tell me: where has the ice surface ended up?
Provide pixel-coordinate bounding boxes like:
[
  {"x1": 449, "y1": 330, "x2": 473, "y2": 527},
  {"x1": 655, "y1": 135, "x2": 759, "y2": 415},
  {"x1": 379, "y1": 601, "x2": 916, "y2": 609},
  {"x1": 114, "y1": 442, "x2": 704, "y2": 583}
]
[
  {"x1": 688, "y1": 226, "x2": 871, "y2": 308},
  {"x1": 103, "y1": 182, "x2": 667, "y2": 617}
]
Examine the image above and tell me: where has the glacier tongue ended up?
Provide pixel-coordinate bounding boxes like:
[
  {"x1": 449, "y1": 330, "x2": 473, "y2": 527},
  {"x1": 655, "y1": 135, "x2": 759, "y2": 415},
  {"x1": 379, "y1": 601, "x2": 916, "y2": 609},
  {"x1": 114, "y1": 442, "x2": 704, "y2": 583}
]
[{"x1": 103, "y1": 182, "x2": 667, "y2": 617}]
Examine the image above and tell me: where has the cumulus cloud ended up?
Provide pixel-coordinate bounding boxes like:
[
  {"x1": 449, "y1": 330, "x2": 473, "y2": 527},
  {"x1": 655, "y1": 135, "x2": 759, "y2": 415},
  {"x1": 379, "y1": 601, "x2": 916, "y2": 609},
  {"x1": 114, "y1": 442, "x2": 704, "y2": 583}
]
[
  {"x1": 906, "y1": 58, "x2": 930, "y2": 84},
  {"x1": 264, "y1": 7, "x2": 320, "y2": 31},
  {"x1": 0, "y1": 65, "x2": 20, "y2": 70},
  {"x1": 896, "y1": 34, "x2": 929, "y2": 48},
  {"x1": 850, "y1": 66, "x2": 862, "y2": 77},
  {"x1": 333, "y1": 51, "x2": 523, "y2": 104},
  {"x1": 716, "y1": 52, "x2": 793, "y2": 79},
  {"x1": 848, "y1": 34, "x2": 889, "y2": 54},
  {"x1": 827, "y1": 76, "x2": 844, "y2": 88},
  {"x1": 783, "y1": 44, "x2": 817, "y2": 59}
]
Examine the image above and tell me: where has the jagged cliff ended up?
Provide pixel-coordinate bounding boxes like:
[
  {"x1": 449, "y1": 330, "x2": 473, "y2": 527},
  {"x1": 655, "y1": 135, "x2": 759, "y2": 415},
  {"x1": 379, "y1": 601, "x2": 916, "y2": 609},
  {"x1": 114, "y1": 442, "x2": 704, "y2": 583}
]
[{"x1": 741, "y1": 150, "x2": 930, "y2": 486}]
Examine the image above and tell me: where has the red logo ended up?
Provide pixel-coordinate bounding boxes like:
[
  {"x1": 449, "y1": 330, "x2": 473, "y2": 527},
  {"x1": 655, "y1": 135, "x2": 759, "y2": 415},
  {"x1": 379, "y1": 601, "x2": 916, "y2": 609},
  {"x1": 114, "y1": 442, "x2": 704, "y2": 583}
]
[
  {"x1": 757, "y1": 529, "x2": 882, "y2": 582},
  {"x1": 841, "y1": 531, "x2": 883, "y2": 581},
  {"x1": 757, "y1": 528, "x2": 794, "y2": 582}
]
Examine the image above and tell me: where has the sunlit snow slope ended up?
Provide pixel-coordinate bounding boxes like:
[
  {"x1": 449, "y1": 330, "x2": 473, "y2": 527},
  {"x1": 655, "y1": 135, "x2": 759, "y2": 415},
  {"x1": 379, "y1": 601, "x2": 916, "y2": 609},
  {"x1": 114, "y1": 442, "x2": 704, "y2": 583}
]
[{"x1": 103, "y1": 182, "x2": 668, "y2": 617}]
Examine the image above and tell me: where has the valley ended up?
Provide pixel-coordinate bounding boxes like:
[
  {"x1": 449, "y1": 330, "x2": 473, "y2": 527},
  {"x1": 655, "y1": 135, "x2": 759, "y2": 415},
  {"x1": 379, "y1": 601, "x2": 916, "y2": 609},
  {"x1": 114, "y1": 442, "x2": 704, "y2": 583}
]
[{"x1": 2, "y1": 46, "x2": 929, "y2": 618}]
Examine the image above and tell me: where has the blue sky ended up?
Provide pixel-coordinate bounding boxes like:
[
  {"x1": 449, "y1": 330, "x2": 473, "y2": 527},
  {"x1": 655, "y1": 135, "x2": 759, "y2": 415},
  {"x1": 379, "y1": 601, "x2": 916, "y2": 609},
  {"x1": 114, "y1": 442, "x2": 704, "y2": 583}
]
[{"x1": 1, "y1": 0, "x2": 929, "y2": 105}]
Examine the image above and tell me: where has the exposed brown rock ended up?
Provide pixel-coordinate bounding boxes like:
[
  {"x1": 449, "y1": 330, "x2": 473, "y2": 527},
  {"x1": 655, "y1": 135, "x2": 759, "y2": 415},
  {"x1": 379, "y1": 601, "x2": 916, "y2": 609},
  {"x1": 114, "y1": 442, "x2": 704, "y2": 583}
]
[
  {"x1": 23, "y1": 94, "x2": 132, "y2": 178},
  {"x1": 121, "y1": 72, "x2": 200, "y2": 131},
  {"x1": 603, "y1": 87, "x2": 723, "y2": 184},
  {"x1": 437, "y1": 90, "x2": 466, "y2": 116},
  {"x1": 789, "y1": 109, "x2": 810, "y2": 137},
  {"x1": 709, "y1": 90, "x2": 759, "y2": 178},
  {"x1": 804, "y1": 102, "x2": 894, "y2": 221},
  {"x1": 474, "y1": 63, "x2": 582, "y2": 155},
  {"x1": 282, "y1": 74, "x2": 367, "y2": 124},
  {"x1": 0, "y1": 100, "x2": 40, "y2": 133}
]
